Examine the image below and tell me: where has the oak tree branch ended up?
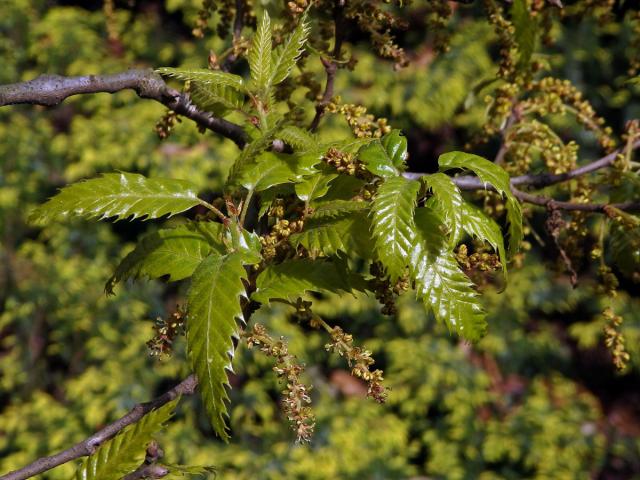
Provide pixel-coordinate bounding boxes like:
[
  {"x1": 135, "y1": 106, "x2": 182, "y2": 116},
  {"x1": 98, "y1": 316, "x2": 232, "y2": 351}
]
[
  {"x1": 0, "y1": 375, "x2": 198, "y2": 480},
  {"x1": 0, "y1": 69, "x2": 248, "y2": 148},
  {"x1": 404, "y1": 140, "x2": 640, "y2": 211},
  {"x1": 309, "y1": 0, "x2": 345, "y2": 132},
  {"x1": 512, "y1": 188, "x2": 640, "y2": 212}
]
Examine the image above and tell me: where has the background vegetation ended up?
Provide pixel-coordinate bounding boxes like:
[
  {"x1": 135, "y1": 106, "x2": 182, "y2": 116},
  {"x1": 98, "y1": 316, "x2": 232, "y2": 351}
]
[{"x1": 1, "y1": 1, "x2": 640, "y2": 478}]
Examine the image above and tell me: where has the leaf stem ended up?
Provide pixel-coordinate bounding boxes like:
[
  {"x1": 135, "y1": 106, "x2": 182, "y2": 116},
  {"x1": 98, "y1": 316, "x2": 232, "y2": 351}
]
[
  {"x1": 197, "y1": 199, "x2": 228, "y2": 222},
  {"x1": 239, "y1": 188, "x2": 254, "y2": 226}
]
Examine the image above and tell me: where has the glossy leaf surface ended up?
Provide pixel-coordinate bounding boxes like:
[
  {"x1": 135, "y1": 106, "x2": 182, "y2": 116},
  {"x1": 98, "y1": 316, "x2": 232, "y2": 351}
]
[
  {"x1": 295, "y1": 173, "x2": 338, "y2": 203},
  {"x1": 423, "y1": 172, "x2": 465, "y2": 243},
  {"x1": 106, "y1": 222, "x2": 225, "y2": 294},
  {"x1": 290, "y1": 211, "x2": 372, "y2": 258},
  {"x1": 438, "y1": 151, "x2": 522, "y2": 256},
  {"x1": 357, "y1": 130, "x2": 408, "y2": 178},
  {"x1": 412, "y1": 207, "x2": 487, "y2": 341},
  {"x1": 370, "y1": 176, "x2": 420, "y2": 281},
  {"x1": 270, "y1": 13, "x2": 310, "y2": 86},
  {"x1": 186, "y1": 252, "x2": 253, "y2": 441},
  {"x1": 30, "y1": 172, "x2": 202, "y2": 224},
  {"x1": 252, "y1": 259, "x2": 363, "y2": 304},
  {"x1": 248, "y1": 11, "x2": 272, "y2": 93},
  {"x1": 239, "y1": 152, "x2": 298, "y2": 192}
]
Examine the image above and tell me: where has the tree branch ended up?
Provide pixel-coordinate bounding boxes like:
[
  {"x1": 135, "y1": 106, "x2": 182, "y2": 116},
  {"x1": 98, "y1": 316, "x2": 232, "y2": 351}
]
[
  {"x1": 0, "y1": 375, "x2": 198, "y2": 480},
  {"x1": 403, "y1": 139, "x2": 640, "y2": 191},
  {"x1": 309, "y1": 1, "x2": 345, "y2": 132},
  {"x1": 221, "y1": 0, "x2": 245, "y2": 71},
  {"x1": 0, "y1": 69, "x2": 248, "y2": 148},
  {"x1": 512, "y1": 188, "x2": 640, "y2": 212},
  {"x1": 122, "y1": 441, "x2": 168, "y2": 480}
]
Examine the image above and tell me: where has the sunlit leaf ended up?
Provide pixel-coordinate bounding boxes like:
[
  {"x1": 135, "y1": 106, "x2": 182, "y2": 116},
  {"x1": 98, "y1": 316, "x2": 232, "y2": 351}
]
[
  {"x1": 30, "y1": 172, "x2": 202, "y2": 224},
  {"x1": 239, "y1": 152, "x2": 298, "y2": 192},
  {"x1": 106, "y1": 222, "x2": 225, "y2": 294},
  {"x1": 412, "y1": 207, "x2": 487, "y2": 341},
  {"x1": 270, "y1": 13, "x2": 310, "y2": 86},
  {"x1": 190, "y1": 82, "x2": 244, "y2": 116},
  {"x1": 455, "y1": 201, "x2": 507, "y2": 278},
  {"x1": 357, "y1": 130, "x2": 408, "y2": 178},
  {"x1": 438, "y1": 151, "x2": 522, "y2": 257},
  {"x1": 248, "y1": 11, "x2": 272, "y2": 93},
  {"x1": 310, "y1": 200, "x2": 368, "y2": 219},
  {"x1": 290, "y1": 211, "x2": 372, "y2": 258},
  {"x1": 295, "y1": 172, "x2": 338, "y2": 203},
  {"x1": 186, "y1": 251, "x2": 256, "y2": 441},
  {"x1": 252, "y1": 258, "x2": 365, "y2": 304},
  {"x1": 278, "y1": 125, "x2": 318, "y2": 151},
  {"x1": 156, "y1": 68, "x2": 244, "y2": 90},
  {"x1": 227, "y1": 127, "x2": 279, "y2": 188},
  {"x1": 423, "y1": 172, "x2": 465, "y2": 243},
  {"x1": 370, "y1": 176, "x2": 420, "y2": 281}
]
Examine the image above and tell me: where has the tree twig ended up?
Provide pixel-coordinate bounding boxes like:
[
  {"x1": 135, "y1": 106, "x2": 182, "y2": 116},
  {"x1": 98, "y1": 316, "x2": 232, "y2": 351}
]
[
  {"x1": 493, "y1": 102, "x2": 520, "y2": 166},
  {"x1": 0, "y1": 70, "x2": 248, "y2": 148},
  {"x1": 403, "y1": 139, "x2": 640, "y2": 191},
  {"x1": 122, "y1": 441, "x2": 168, "y2": 480},
  {"x1": 309, "y1": 1, "x2": 345, "y2": 132},
  {"x1": 0, "y1": 375, "x2": 198, "y2": 480},
  {"x1": 512, "y1": 188, "x2": 640, "y2": 212},
  {"x1": 221, "y1": 0, "x2": 245, "y2": 71}
]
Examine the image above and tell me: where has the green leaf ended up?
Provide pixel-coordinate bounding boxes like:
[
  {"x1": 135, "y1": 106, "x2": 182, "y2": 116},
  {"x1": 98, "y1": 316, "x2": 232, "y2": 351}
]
[
  {"x1": 270, "y1": 13, "x2": 310, "y2": 86},
  {"x1": 438, "y1": 151, "x2": 522, "y2": 256},
  {"x1": 456, "y1": 202, "x2": 507, "y2": 278},
  {"x1": 74, "y1": 399, "x2": 179, "y2": 480},
  {"x1": 357, "y1": 130, "x2": 408, "y2": 178},
  {"x1": 506, "y1": 196, "x2": 524, "y2": 258},
  {"x1": 288, "y1": 150, "x2": 325, "y2": 176},
  {"x1": 333, "y1": 137, "x2": 376, "y2": 154},
  {"x1": 295, "y1": 173, "x2": 338, "y2": 203},
  {"x1": 252, "y1": 259, "x2": 362, "y2": 304},
  {"x1": 511, "y1": 0, "x2": 537, "y2": 70},
  {"x1": 190, "y1": 82, "x2": 244, "y2": 116},
  {"x1": 156, "y1": 68, "x2": 244, "y2": 90},
  {"x1": 224, "y1": 224, "x2": 263, "y2": 264},
  {"x1": 310, "y1": 200, "x2": 368, "y2": 219},
  {"x1": 30, "y1": 172, "x2": 202, "y2": 224},
  {"x1": 610, "y1": 223, "x2": 640, "y2": 280},
  {"x1": 248, "y1": 11, "x2": 273, "y2": 93},
  {"x1": 423, "y1": 172, "x2": 465, "y2": 243},
  {"x1": 160, "y1": 464, "x2": 217, "y2": 479},
  {"x1": 278, "y1": 125, "x2": 318, "y2": 151},
  {"x1": 156, "y1": 68, "x2": 245, "y2": 115},
  {"x1": 289, "y1": 217, "x2": 349, "y2": 258},
  {"x1": 438, "y1": 151, "x2": 510, "y2": 194},
  {"x1": 186, "y1": 252, "x2": 255, "y2": 441},
  {"x1": 290, "y1": 211, "x2": 372, "y2": 259},
  {"x1": 321, "y1": 175, "x2": 367, "y2": 201},
  {"x1": 239, "y1": 152, "x2": 297, "y2": 192},
  {"x1": 370, "y1": 176, "x2": 420, "y2": 281},
  {"x1": 227, "y1": 127, "x2": 279, "y2": 189},
  {"x1": 412, "y1": 207, "x2": 487, "y2": 342},
  {"x1": 106, "y1": 222, "x2": 225, "y2": 294}
]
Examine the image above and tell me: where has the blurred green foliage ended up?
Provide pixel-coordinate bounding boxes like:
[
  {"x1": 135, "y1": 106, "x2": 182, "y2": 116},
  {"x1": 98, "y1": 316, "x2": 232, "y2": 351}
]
[{"x1": 1, "y1": 1, "x2": 640, "y2": 479}]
